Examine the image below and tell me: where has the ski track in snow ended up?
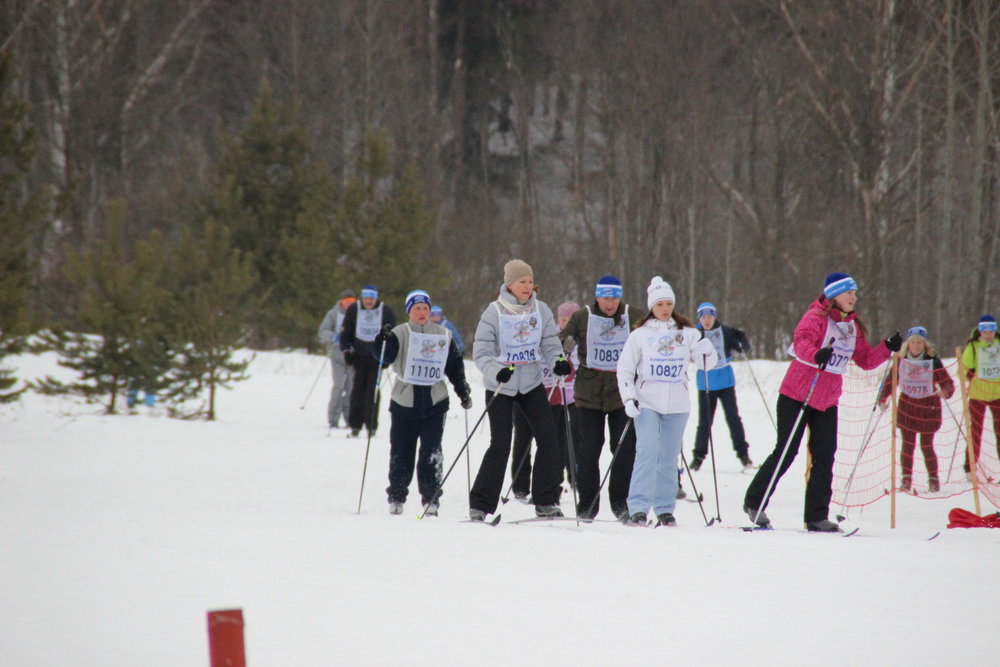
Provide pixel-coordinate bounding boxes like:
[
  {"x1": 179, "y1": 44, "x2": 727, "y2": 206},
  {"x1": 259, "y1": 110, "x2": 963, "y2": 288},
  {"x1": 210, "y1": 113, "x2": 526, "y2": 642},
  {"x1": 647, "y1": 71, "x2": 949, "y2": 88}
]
[{"x1": 1, "y1": 350, "x2": 997, "y2": 666}]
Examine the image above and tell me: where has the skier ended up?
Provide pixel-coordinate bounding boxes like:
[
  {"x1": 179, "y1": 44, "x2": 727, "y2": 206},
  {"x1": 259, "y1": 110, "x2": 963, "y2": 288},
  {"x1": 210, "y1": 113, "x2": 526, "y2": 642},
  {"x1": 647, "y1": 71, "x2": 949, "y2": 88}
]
[
  {"x1": 340, "y1": 285, "x2": 397, "y2": 437},
  {"x1": 317, "y1": 289, "x2": 357, "y2": 428},
  {"x1": 616, "y1": 277, "x2": 716, "y2": 527},
  {"x1": 960, "y1": 315, "x2": 1000, "y2": 477},
  {"x1": 878, "y1": 326, "x2": 954, "y2": 493},
  {"x1": 510, "y1": 300, "x2": 581, "y2": 502},
  {"x1": 743, "y1": 273, "x2": 899, "y2": 532},
  {"x1": 690, "y1": 302, "x2": 753, "y2": 471},
  {"x1": 429, "y1": 305, "x2": 465, "y2": 354},
  {"x1": 559, "y1": 276, "x2": 639, "y2": 520},
  {"x1": 372, "y1": 290, "x2": 471, "y2": 516},
  {"x1": 469, "y1": 260, "x2": 571, "y2": 521}
]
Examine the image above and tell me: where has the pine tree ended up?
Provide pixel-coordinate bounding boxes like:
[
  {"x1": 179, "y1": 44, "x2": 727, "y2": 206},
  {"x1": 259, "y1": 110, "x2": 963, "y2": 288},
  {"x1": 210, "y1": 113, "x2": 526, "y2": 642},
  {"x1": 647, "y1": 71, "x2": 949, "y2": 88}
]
[
  {"x1": 0, "y1": 50, "x2": 51, "y2": 402},
  {"x1": 163, "y1": 222, "x2": 256, "y2": 420},
  {"x1": 198, "y1": 79, "x2": 335, "y2": 347},
  {"x1": 340, "y1": 131, "x2": 448, "y2": 308},
  {"x1": 35, "y1": 201, "x2": 171, "y2": 414}
]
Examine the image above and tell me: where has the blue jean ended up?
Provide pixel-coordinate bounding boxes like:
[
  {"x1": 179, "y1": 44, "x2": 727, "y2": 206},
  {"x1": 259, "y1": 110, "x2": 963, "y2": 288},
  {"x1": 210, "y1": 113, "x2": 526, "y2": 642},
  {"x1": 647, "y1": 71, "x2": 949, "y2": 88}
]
[{"x1": 627, "y1": 409, "x2": 689, "y2": 516}]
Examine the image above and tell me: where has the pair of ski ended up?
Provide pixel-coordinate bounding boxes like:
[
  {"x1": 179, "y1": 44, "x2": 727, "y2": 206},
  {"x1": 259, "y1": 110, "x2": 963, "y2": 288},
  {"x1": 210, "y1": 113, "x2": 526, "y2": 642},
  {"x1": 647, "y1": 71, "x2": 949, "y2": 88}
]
[{"x1": 741, "y1": 524, "x2": 860, "y2": 537}]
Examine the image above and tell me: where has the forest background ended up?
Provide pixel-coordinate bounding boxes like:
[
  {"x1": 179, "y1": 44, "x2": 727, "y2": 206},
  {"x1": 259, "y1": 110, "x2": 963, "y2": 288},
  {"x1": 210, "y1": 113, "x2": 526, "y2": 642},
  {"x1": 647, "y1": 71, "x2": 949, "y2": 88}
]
[{"x1": 2, "y1": 0, "x2": 999, "y2": 413}]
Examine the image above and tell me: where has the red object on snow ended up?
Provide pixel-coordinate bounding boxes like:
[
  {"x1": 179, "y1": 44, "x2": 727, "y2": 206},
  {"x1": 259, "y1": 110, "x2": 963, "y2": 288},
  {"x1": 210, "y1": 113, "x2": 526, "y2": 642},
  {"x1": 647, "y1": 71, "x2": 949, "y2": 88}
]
[
  {"x1": 947, "y1": 508, "x2": 1000, "y2": 529},
  {"x1": 207, "y1": 609, "x2": 246, "y2": 667}
]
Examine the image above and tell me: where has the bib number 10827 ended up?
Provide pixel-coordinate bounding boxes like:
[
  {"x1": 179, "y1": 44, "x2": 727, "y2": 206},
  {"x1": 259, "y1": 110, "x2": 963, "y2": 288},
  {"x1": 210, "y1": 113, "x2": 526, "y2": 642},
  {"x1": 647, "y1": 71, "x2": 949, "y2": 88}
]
[{"x1": 649, "y1": 363, "x2": 683, "y2": 379}]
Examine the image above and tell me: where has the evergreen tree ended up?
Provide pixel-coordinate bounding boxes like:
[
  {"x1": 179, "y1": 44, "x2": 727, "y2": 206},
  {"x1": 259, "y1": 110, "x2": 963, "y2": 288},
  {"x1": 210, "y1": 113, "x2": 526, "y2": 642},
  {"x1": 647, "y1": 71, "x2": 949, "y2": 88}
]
[
  {"x1": 340, "y1": 131, "x2": 448, "y2": 308},
  {"x1": 164, "y1": 221, "x2": 256, "y2": 420},
  {"x1": 35, "y1": 201, "x2": 171, "y2": 414},
  {"x1": 198, "y1": 79, "x2": 335, "y2": 346},
  {"x1": 0, "y1": 50, "x2": 50, "y2": 402}
]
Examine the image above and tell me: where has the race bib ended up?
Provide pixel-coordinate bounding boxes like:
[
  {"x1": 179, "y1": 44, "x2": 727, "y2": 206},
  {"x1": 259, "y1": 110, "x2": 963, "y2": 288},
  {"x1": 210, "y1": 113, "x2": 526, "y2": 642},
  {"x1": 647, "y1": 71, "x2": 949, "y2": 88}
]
[
  {"x1": 356, "y1": 305, "x2": 383, "y2": 342},
  {"x1": 898, "y1": 358, "x2": 934, "y2": 398},
  {"x1": 585, "y1": 307, "x2": 629, "y2": 371},
  {"x1": 498, "y1": 310, "x2": 543, "y2": 365},
  {"x1": 640, "y1": 329, "x2": 689, "y2": 384},
  {"x1": 402, "y1": 330, "x2": 449, "y2": 386},
  {"x1": 704, "y1": 328, "x2": 728, "y2": 370},
  {"x1": 977, "y1": 344, "x2": 1000, "y2": 381},
  {"x1": 822, "y1": 320, "x2": 856, "y2": 375}
]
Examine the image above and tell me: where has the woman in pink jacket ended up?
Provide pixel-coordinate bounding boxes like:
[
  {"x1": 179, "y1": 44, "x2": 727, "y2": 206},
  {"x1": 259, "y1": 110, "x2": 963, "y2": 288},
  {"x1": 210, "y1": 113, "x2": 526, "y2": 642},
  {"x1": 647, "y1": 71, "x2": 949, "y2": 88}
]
[{"x1": 743, "y1": 273, "x2": 900, "y2": 532}]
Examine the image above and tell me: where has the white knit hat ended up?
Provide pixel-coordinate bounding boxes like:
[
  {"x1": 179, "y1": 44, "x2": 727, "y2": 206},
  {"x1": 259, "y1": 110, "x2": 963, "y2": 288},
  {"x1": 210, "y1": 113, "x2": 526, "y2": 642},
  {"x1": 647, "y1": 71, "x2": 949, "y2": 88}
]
[{"x1": 646, "y1": 276, "x2": 675, "y2": 310}]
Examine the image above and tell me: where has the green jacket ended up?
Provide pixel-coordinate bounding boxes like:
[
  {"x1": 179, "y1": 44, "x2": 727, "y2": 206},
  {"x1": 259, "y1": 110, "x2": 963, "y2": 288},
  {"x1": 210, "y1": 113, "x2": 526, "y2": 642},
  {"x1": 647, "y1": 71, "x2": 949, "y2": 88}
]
[
  {"x1": 962, "y1": 337, "x2": 1000, "y2": 402},
  {"x1": 559, "y1": 302, "x2": 637, "y2": 411}
]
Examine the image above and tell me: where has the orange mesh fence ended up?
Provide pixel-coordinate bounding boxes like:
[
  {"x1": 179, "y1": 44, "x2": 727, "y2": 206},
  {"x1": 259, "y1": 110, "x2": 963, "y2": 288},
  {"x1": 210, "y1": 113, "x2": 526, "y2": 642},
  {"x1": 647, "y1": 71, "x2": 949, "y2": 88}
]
[{"x1": 831, "y1": 358, "x2": 1000, "y2": 511}]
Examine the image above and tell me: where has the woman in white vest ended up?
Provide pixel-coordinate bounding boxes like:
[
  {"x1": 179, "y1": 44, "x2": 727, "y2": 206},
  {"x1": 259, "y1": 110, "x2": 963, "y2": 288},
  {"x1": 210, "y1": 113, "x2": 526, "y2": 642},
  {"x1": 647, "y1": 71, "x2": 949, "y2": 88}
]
[
  {"x1": 372, "y1": 290, "x2": 471, "y2": 516},
  {"x1": 877, "y1": 326, "x2": 954, "y2": 493},
  {"x1": 469, "y1": 260, "x2": 571, "y2": 521},
  {"x1": 616, "y1": 277, "x2": 716, "y2": 527},
  {"x1": 317, "y1": 289, "x2": 357, "y2": 428},
  {"x1": 340, "y1": 285, "x2": 396, "y2": 437},
  {"x1": 960, "y1": 314, "x2": 1000, "y2": 477}
]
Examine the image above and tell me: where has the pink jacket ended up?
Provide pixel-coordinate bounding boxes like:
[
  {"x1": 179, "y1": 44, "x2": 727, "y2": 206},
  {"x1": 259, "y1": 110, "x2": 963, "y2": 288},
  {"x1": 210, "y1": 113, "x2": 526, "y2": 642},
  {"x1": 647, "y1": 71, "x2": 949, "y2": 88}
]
[{"x1": 779, "y1": 298, "x2": 890, "y2": 411}]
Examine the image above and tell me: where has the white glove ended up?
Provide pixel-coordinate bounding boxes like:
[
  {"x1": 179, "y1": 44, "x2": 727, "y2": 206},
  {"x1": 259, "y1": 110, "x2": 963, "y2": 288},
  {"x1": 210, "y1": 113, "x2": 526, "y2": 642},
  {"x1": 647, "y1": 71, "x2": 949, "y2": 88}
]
[
  {"x1": 624, "y1": 399, "x2": 641, "y2": 418},
  {"x1": 695, "y1": 337, "x2": 715, "y2": 356}
]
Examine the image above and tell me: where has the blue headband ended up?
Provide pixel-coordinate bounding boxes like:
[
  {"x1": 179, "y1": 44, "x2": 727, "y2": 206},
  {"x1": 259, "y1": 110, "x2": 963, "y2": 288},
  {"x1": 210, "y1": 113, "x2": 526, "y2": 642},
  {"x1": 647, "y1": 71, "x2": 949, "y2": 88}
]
[
  {"x1": 595, "y1": 284, "x2": 623, "y2": 299},
  {"x1": 405, "y1": 290, "x2": 431, "y2": 313},
  {"x1": 697, "y1": 302, "x2": 717, "y2": 317},
  {"x1": 907, "y1": 326, "x2": 929, "y2": 339},
  {"x1": 361, "y1": 286, "x2": 378, "y2": 299},
  {"x1": 824, "y1": 276, "x2": 857, "y2": 300},
  {"x1": 979, "y1": 319, "x2": 997, "y2": 332}
]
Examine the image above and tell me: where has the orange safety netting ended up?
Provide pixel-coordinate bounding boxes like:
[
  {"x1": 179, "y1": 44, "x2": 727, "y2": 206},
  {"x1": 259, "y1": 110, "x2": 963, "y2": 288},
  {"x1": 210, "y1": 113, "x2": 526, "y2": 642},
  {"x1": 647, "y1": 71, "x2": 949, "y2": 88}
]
[{"x1": 831, "y1": 358, "x2": 1000, "y2": 511}]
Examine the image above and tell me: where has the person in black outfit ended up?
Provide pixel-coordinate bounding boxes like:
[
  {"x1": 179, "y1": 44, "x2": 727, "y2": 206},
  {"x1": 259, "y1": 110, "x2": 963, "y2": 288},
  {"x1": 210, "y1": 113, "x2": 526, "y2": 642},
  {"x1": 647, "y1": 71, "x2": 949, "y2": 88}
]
[
  {"x1": 340, "y1": 284, "x2": 396, "y2": 437},
  {"x1": 372, "y1": 289, "x2": 470, "y2": 516}
]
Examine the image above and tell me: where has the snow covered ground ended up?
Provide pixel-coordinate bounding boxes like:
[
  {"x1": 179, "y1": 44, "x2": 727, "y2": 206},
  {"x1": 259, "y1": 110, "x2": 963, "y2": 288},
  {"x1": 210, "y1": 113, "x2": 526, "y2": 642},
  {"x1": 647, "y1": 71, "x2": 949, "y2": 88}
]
[{"x1": 1, "y1": 350, "x2": 996, "y2": 666}]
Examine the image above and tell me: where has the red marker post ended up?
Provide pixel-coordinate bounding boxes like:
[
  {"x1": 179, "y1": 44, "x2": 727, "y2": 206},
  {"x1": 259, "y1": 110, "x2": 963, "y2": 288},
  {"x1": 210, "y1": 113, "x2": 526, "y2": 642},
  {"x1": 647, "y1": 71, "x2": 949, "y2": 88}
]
[{"x1": 207, "y1": 608, "x2": 246, "y2": 667}]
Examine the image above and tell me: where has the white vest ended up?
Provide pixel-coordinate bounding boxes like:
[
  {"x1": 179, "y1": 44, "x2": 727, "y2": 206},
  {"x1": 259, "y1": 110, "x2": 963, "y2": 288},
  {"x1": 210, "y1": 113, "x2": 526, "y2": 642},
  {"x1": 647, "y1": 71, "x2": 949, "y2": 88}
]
[
  {"x1": 703, "y1": 327, "x2": 728, "y2": 370},
  {"x1": 402, "y1": 329, "x2": 450, "y2": 386},
  {"x1": 355, "y1": 304, "x2": 384, "y2": 342},
  {"x1": 585, "y1": 306, "x2": 630, "y2": 371},
  {"x1": 976, "y1": 344, "x2": 1000, "y2": 381},
  {"x1": 496, "y1": 306, "x2": 543, "y2": 365}
]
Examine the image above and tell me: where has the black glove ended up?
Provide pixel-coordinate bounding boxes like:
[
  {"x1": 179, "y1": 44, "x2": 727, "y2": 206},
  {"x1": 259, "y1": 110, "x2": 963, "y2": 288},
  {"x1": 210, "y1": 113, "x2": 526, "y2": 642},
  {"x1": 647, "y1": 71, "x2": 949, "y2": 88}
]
[
  {"x1": 885, "y1": 331, "x2": 903, "y2": 352},
  {"x1": 814, "y1": 346, "x2": 833, "y2": 368},
  {"x1": 343, "y1": 349, "x2": 355, "y2": 366},
  {"x1": 553, "y1": 358, "x2": 572, "y2": 377},
  {"x1": 375, "y1": 324, "x2": 393, "y2": 345},
  {"x1": 460, "y1": 393, "x2": 473, "y2": 410},
  {"x1": 496, "y1": 365, "x2": 514, "y2": 384}
]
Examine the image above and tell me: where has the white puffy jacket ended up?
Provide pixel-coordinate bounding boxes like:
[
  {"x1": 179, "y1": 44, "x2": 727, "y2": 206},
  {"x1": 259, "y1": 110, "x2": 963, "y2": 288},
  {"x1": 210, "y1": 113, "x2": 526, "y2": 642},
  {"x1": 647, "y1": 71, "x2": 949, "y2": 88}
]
[{"x1": 616, "y1": 317, "x2": 718, "y2": 415}]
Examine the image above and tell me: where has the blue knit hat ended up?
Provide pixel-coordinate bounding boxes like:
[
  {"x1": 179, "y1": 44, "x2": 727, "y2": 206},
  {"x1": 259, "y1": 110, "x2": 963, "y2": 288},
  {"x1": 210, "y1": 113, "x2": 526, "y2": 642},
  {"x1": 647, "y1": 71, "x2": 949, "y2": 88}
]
[
  {"x1": 430, "y1": 305, "x2": 443, "y2": 317},
  {"x1": 360, "y1": 285, "x2": 379, "y2": 299},
  {"x1": 907, "y1": 326, "x2": 929, "y2": 339},
  {"x1": 697, "y1": 302, "x2": 717, "y2": 317},
  {"x1": 595, "y1": 275, "x2": 623, "y2": 299},
  {"x1": 405, "y1": 289, "x2": 431, "y2": 313},
  {"x1": 978, "y1": 315, "x2": 997, "y2": 332},
  {"x1": 823, "y1": 273, "x2": 857, "y2": 300}
]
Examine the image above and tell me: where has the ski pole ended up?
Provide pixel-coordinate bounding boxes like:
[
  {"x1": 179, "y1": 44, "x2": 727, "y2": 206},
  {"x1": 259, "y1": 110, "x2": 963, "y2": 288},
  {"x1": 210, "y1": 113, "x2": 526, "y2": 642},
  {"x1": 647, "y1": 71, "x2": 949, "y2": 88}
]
[
  {"x1": 356, "y1": 341, "x2": 388, "y2": 514},
  {"x1": 421, "y1": 368, "x2": 513, "y2": 519},
  {"x1": 701, "y1": 358, "x2": 722, "y2": 524},
  {"x1": 301, "y1": 356, "x2": 328, "y2": 410},
  {"x1": 560, "y1": 377, "x2": 581, "y2": 526},
  {"x1": 465, "y1": 408, "x2": 471, "y2": 498},
  {"x1": 835, "y1": 360, "x2": 894, "y2": 521},
  {"x1": 740, "y1": 350, "x2": 776, "y2": 430},
  {"x1": 582, "y1": 417, "x2": 633, "y2": 519},
  {"x1": 749, "y1": 347, "x2": 830, "y2": 529},
  {"x1": 500, "y1": 381, "x2": 560, "y2": 504},
  {"x1": 680, "y1": 451, "x2": 711, "y2": 527}
]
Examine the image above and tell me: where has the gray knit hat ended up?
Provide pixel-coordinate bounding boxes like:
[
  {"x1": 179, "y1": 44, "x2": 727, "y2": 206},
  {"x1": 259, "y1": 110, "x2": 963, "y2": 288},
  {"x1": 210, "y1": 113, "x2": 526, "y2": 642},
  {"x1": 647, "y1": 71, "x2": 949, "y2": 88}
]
[{"x1": 503, "y1": 259, "x2": 534, "y2": 286}]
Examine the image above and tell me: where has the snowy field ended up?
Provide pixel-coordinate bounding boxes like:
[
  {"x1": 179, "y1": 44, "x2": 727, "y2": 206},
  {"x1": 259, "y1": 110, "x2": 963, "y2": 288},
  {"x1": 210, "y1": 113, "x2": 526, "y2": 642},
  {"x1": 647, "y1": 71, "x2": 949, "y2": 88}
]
[{"x1": 1, "y1": 350, "x2": 997, "y2": 666}]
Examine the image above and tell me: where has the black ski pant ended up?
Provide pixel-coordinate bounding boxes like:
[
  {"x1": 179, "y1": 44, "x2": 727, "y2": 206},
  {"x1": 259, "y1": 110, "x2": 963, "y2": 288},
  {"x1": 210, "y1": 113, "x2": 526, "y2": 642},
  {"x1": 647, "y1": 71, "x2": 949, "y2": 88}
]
[
  {"x1": 575, "y1": 406, "x2": 635, "y2": 519},
  {"x1": 470, "y1": 384, "x2": 563, "y2": 514},
  {"x1": 348, "y1": 358, "x2": 381, "y2": 433},
  {"x1": 510, "y1": 402, "x2": 578, "y2": 495},
  {"x1": 693, "y1": 386, "x2": 749, "y2": 459},
  {"x1": 744, "y1": 394, "x2": 838, "y2": 524},
  {"x1": 386, "y1": 408, "x2": 445, "y2": 504}
]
